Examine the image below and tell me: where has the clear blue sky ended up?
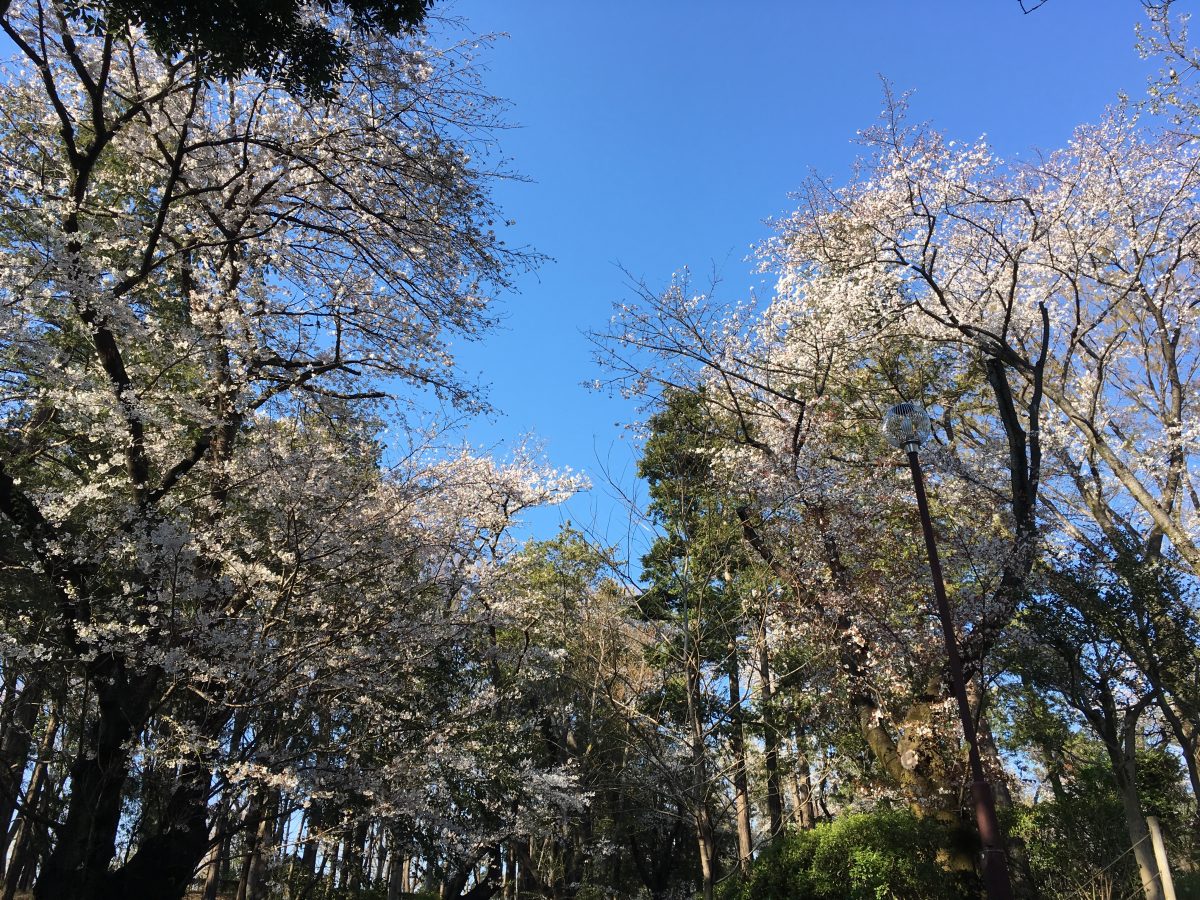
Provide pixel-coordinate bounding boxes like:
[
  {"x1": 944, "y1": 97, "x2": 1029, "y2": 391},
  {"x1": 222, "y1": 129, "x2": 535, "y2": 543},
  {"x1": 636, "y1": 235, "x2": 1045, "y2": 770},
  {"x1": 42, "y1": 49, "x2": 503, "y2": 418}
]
[{"x1": 438, "y1": 0, "x2": 1166, "y2": 545}]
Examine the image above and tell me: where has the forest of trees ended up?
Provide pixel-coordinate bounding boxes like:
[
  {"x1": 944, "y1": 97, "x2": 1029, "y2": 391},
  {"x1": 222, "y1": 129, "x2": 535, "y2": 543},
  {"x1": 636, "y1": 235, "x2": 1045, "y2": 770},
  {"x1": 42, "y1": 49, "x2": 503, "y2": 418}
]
[{"x1": 1, "y1": 1, "x2": 1200, "y2": 899}]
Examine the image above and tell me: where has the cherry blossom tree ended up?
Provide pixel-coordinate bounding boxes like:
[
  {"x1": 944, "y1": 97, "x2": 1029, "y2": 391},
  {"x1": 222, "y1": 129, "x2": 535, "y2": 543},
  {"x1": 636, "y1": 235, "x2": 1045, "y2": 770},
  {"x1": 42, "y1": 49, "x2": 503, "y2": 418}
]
[
  {"x1": 0, "y1": 2, "x2": 579, "y2": 898},
  {"x1": 600, "y1": 270, "x2": 1020, "y2": 836},
  {"x1": 596, "y1": 35, "x2": 1200, "y2": 877}
]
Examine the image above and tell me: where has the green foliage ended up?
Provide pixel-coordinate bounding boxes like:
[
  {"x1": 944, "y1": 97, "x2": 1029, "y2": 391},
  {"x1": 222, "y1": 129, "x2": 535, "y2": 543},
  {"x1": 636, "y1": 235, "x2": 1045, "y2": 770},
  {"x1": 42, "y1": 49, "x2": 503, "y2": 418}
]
[
  {"x1": 81, "y1": 0, "x2": 432, "y2": 98},
  {"x1": 1174, "y1": 871, "x2": 1200, "y2": 900},
  {"x1": 1009, "y1": 790, "x2": 1135, "y2": 898},
  {"x1": 638, "y1": 388, "x2": 748, "y2": 621},
  {"x1": 1008, "y1": 742, "x2": 1195, "y2": 898},
  {"x1": 716, "y1": 809, "x2": 976, "y2": 900}
]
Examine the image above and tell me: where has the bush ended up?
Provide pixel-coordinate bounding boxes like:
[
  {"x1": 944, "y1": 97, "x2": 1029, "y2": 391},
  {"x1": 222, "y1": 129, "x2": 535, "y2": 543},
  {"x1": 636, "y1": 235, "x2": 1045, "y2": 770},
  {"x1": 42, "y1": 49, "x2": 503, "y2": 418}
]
[
  {"x1": 1172, "y1": 871, "x2": 1200, "y2": 900},
  {"x1": 716, "y1": 808, "x2": 977, "y2": 900},
  {"x1": 1008, "y1": 745, "x2": 1197, "y2": 899}
]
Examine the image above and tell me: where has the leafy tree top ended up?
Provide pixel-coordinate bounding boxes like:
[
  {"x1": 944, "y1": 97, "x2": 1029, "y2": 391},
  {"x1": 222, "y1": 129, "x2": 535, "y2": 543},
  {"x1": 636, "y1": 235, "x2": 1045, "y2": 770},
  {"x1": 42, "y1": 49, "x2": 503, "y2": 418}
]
[{"x1": 54, "y1": 0, "x2": 433, "y2": 98}]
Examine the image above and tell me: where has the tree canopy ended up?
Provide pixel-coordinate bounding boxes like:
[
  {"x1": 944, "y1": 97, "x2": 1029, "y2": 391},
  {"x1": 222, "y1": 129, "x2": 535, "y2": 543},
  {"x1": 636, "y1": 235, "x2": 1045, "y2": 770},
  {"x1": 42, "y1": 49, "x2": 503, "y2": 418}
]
[
  {"x1": 3, "y1": 0, "x2": 434, "y2": 97},
  {"x1": 0, "y1": 2, "x2": 1199, "y2": 899}
]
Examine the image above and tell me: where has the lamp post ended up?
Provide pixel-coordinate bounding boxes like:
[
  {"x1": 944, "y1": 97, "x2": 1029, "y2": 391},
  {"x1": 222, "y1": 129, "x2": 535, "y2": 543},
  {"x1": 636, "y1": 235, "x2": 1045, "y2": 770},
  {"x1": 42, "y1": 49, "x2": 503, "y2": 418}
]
[{"x1": 883, "y1": 402, "x2": 1015, "y2": 900}]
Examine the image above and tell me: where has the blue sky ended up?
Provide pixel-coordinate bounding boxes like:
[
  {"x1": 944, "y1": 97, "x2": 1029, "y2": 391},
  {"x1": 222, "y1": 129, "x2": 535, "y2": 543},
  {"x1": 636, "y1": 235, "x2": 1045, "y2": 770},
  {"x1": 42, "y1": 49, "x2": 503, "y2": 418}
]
[{"x1": 438, "y1": 0, "x2": 1167, "y2": 545}]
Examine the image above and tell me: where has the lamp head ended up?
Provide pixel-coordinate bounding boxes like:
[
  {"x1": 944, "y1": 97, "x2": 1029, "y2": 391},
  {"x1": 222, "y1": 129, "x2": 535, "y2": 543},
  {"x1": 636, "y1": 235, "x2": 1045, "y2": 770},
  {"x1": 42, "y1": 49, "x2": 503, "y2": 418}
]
[{"x1": 883, "y1": 402, "x2": 931, "y2": 454}]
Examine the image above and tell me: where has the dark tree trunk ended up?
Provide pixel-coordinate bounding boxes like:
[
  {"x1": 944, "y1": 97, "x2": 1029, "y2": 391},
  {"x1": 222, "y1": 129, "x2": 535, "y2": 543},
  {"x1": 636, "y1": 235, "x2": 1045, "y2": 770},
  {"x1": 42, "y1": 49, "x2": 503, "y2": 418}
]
[
  {"x1": 3, "y1": 706, "x2": 58, "y2": 900},
  {"x1": 386, "y1": 840, "x2": 407, "y2": 900},
  {"x1": 201, "y1": 787, "x2": 236, "y2": 900},
  {"x1": 348, "y1": 819, "x2": 369, "y2": 891},
  {"x1": 299, "y1": 803, "x2": 322, "y2": 884},
  {"x1": 34, "y1": 662, "x2": 158, "y2": 900},
  {"x1": 200, "y1": 834, "x2": 228, "y2": 900},
  {"x1": 236, "y1": 784, "x2": 279, "y2": 900},
  {"x1": 0, "y1": 673, "x2": 43, "y2": 871},
  {"x1": 693, "y1": 803, "x2": 718, "y2": 900},
  {"x1": 105, "y1": 761, "x2": 213, "y2": 900},
  {"x1": 443, "y1": 846, "x2": 502, "y2": 900}
]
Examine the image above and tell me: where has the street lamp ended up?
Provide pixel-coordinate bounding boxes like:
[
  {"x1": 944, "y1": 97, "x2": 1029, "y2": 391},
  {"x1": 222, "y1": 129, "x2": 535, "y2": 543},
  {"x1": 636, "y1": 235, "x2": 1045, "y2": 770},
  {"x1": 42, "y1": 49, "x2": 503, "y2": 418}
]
[{"x1": 883, "y1": 402, "x2": 1015, "y2": 900}]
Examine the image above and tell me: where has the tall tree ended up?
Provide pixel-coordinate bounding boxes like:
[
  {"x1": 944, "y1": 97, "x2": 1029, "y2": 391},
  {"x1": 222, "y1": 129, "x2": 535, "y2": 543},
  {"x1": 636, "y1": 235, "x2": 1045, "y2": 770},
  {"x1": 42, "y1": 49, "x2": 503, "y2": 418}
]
[
  {"x1": 0, "y1": 3, "x2": 571, "y2": 898},
  {"x1": 637, "y1": 389, "x2": 782, "y2": 898}
]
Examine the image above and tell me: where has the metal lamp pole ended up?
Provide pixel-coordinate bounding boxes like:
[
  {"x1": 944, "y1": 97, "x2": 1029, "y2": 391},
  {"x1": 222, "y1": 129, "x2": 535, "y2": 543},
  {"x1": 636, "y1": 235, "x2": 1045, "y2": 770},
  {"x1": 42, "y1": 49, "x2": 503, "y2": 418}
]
[{"x1": 883, "y1": 403, "x2": 1014, "y2": 900}]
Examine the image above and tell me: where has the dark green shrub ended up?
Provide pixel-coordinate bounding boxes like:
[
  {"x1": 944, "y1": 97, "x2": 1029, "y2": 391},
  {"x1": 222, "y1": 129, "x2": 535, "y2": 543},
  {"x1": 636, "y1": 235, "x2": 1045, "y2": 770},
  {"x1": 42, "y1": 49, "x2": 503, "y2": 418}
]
[
  {"x1": 1174, "y1": 870, "x2": 1200, "y2": 900},
  {"x1": 1008, "y1": 745, "x2": 1196, "y2": 899},
  {"x1": 717, "y1": 808, "x2": 977, "y2": 900}
]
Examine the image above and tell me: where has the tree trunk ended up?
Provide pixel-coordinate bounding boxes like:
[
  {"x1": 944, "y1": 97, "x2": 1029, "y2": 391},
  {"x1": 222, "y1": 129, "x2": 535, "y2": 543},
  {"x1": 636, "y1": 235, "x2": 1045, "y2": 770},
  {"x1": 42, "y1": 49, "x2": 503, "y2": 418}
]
[
  {"x1": 15, "y1": 765, "x2": 58, "y2": 897},
  {"x1": 344, "y1": 819, "x2": 368, "y2": 892},
  {"x1": 3, "y1": 706, "x2": 58, "y2": 900},
  {"x1": 727, "y1": 639, "x2": 754, "y2": 870},
  {"x1": 1108, "y1": 739, "x2": 1164, "y2": 900},
  {"x1": 200, "y1": 834, "x2": 227, "y2": 900},
  {"x1": 688, "y1": 681, "x2": 716, "y2": 900},
  {"x1": 0, "y1": 674, "x2": 43, "y2": 873},
  {"x1": 693, "y1": 804, "x2": 717, "y2": 900},
  {"x1": 326, "y1": 837, "x2": 341, "y2": 892},
  {"x1": 790, "y1": 730, "x2": 816, "y2": 829},
  {"x1": 444, "y1": 846, "x2": 503, "y2": 900},
  {"x1": 106, "y1": 761, "x2": 213, "y2": 900},
  {"x1": 372, "y1": 824, "x2": 388, "y2": 886},
  {"x1": 683, "y1": 595, "x2": 716, "y2": 900},
  {"x1": 756, "y1": 628, "x2": 783, "y2": 839},
  {"x1": 386, "y1": 844, "x2": 406, "y2": 900},
  {"x1": 201, "y1": 787, "x2": 236, "y2": 900},
  {"x1": 246, "y1": 786, "x2": 280, "y2": 900},
  {"x1": 299, "y1": 801, "x2": 323, "y2": 887},
  {"x1": 34, "y1": 663, "x2": 158, "y2": 900}
]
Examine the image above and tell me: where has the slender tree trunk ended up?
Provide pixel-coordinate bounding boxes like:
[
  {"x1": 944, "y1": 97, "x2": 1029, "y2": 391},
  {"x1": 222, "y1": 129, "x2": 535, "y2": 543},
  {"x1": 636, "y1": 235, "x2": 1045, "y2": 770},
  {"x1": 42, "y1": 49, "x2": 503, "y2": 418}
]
[
  {"x1": 327, "y1": 837, "x2": 342, "y2": 892},
  {"x1": 0, "y1": 674, "x2": 43, "y2": 873},
  {"x1": 201, "y1": 836, "x2": 226, "y2": 900},
  {"x1": 686, "y1": 648, "x2": 716, "y2": 900},
  {"x1": 349, "y1": 819, "x2": 369, "y2": 891},
  {"x1": 513, "y1": 838, "x2": 544, "y2": 895},
  {"x1": 0, "y1": 667, "x2": 19, "y2": 755},
  {"x1": 247, "y1": 786, "x2": 280, "y2": 900},
  {"x1": 236, "y1": 786, "x2": 266, "y2": 900},
  {"x1": 386, "y1": 840, "x2": 406, "y2": 900},
  {"x1": 679, "y1": 574, "x2": 717, "y2": 900},
  {"x1": 201, "y1": 786, "x2": 236, "y2": 900},
  {"x1": 372, "y1": 824, "x2": 388, "y2": 886},
  {"x1": 15, "y1": 768, "x2": 58, "y2": 897},
  {"x1": 727, "y1": 639, "x2": 754, "y2": 870},
  {"x1": 757, "y1": 629, "x2": 783, "y2": 838},
  {"x1": 302, "y1": 834, "x2": 318, "y2": 882},
  {"x1": 299, "y1": 804, "x2": 321, "y2": 882},
  {"x1": 791, "y1": 730, "x2": 816, "y2": 829},
  {"x1": 3, "y1": 706, "x2": 58, "y2": 900},
  {"x1": 692, "y1": 804, "x2": 717, "y2": 900}
]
